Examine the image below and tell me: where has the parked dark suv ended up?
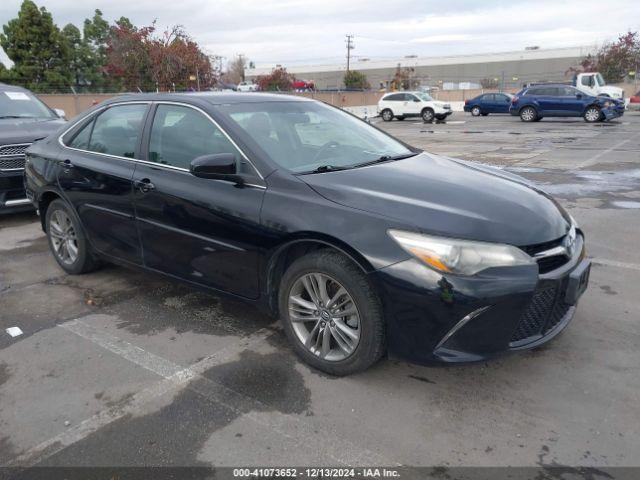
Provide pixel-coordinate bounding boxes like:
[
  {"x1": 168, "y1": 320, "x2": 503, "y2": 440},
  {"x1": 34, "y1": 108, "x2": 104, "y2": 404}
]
[
  {"x1": 0, "y1": 83, "x2": 66, "y2": 213},
  {"x1": 25, "y1": 93, "x2": 591, "y2": 375},
  {"x1": 509, "y1": 84, "x2": 625, "y2": 122}
]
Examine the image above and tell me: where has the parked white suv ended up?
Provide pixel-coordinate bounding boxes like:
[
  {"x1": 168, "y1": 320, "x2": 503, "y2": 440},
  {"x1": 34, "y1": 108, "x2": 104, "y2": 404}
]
[
  {"x1": 378, "y1": 91, "x2": 452, "y2": 122},
  {"x1": 237, "y1": 81, "x2": 258, "y2": 92}
]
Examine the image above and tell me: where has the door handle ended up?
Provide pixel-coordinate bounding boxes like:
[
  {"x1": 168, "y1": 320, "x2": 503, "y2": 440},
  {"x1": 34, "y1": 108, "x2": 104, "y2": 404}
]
[{"x1": 134, "y1": 178, "x2": 155, "y2": 193}]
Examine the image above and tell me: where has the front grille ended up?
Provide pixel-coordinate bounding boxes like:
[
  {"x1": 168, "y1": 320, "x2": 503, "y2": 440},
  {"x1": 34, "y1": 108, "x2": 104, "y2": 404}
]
[
  {"x1": 0, "y1": 143, "x2": 30, "y2": 171},
  {"x1": 0, "y1": 144, "x2": 30, "y2": 157},
  {"x1": 0, "y1": 157, "x2": 26, "y2": 170},
  {"x1": 520, "y1": 235, "x2": 570, "y2": 274},
  {"x1": 510, "y1": 284, "x2": 572, "y2": 344}
]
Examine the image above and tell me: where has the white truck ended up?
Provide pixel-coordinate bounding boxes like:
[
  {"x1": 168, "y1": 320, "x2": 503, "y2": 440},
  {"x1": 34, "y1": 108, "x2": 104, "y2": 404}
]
[{"x1": 573, "y1": 72, "x2": 624, "y2": 100}]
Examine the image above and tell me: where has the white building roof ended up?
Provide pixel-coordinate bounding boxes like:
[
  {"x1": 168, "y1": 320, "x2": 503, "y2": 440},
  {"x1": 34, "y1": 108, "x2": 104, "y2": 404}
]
[{"x1": 247, "y1": 45, "x2": 596, "y2": 76}]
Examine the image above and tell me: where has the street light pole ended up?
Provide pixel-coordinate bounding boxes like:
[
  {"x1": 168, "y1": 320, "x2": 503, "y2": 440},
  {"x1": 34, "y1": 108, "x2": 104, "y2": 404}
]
[{"x1": 346, "y1": 35, "x2": 354, "y2": 73}]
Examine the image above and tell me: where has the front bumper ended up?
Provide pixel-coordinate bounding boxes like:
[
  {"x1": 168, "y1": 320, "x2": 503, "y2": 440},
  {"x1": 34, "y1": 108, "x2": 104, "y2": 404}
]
[
  {"x1": 602, "y1": 105, "x2": 625, "y2": 120},
  {"x1": 372, "y1": 235, "x2": 590, "y2": 364},
  {"x1": 0, "y1": 171, "x2": 32, "y2": 213}
]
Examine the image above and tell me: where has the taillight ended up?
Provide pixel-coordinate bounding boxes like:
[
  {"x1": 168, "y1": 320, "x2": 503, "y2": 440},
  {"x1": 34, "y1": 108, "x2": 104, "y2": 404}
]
[
  {"x1": 464, "y1": 99, "x2": 469, "y2": 105},
  {"x1": 511, "y1": 96, "x2": 519, "y2": 103}
]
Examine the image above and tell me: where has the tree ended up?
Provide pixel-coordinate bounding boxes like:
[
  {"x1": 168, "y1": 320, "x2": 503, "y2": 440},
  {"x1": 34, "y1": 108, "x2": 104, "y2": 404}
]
[
  {"x1": 105, "y1": 18, "x2": 154, "y2": 91},
  {"x1": 575, "y1": 31, "x2": 640, "y2": 83},
  {"x1": 343, "y1": 70, "x2": 370, "y2": 90},
  {"x1": 61, "y1": 23, "x2": 95, "y2": 89},
  {"x1": 82, "y1": 9, "x2": 111, "y2": 89},
  {"x1": 0, "y1": 0, "x2": 71, "y2": 91},
  {"x1": 391, "y1": 66, "x2": 419, "y2": 90},
  {"x1": 256, "y1": 67, "x2": 295, "y2": 91},
  {"x1": 225, "y1": 55, "x2": 247, "y2": 84}
]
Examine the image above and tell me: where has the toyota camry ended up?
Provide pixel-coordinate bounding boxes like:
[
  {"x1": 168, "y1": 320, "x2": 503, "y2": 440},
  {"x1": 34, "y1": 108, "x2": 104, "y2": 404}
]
[{"x1": 24, "y1": 93, "x2": 591, "y2": 375}]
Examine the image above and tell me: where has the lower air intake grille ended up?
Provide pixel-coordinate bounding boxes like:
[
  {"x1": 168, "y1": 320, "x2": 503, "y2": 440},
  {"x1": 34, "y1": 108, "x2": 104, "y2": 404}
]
[{"x1": 511, "y1": 285, "x2": 557, "y2": 342}]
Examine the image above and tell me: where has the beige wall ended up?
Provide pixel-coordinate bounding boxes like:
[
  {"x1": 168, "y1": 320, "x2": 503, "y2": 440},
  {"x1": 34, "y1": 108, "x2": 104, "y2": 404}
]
[{"x1": 38, "y1": 82, "x2": 638, "y2": 117}]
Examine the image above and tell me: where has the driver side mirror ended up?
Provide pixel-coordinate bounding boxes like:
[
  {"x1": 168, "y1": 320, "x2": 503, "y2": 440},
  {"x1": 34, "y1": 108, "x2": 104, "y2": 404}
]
[
  {"x1": 54, "y1": 108, "x2": 66, "y2": 119},
  {"x1": 190, "y1": 153, "x2": 243, "y2": 184}
]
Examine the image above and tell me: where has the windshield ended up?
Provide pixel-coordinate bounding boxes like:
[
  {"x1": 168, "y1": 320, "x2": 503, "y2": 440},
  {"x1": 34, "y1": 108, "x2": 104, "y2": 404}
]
[
  {"x1": 416, "y1": 92, "x2": 434, "y2": 101},
  {"x1": 596, "y1": 73, "x2": 605, "y2": 86},
  {"x1": 218, "y1": 101, "x2": 414, "y2": 173},
  {"x1": 0, "y1": 90, "x2": 56, "y2": 119}
]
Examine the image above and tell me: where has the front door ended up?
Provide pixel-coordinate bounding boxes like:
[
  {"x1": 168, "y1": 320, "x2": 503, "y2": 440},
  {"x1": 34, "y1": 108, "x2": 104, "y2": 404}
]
[
  {"x1": 133, "y1": 103, "x2": 265, "y2": 299},
  {"x1": 57, "y1": 103, "x2": 149, "y2": 265}
]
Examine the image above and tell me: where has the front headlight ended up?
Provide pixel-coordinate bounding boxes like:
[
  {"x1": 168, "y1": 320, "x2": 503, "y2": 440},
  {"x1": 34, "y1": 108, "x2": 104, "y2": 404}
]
[{"x1": 388, "y1": 230, "x2": 535, "y2": 276}]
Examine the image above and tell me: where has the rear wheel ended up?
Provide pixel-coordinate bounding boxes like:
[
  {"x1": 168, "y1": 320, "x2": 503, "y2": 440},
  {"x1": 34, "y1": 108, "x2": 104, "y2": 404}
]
[
  {"x1": 520, "y1": 106, "x2": 537, "y2": 122},
  {"x1": 471, "y1": 106, "x2": 481, "y2": 116},
  {"x1": 380, "y1": 109, "x2": 393, "y2": 122},
  {"x1": 279, "y1": 250, "x2": 386, "y2": 376},
  {"x1": 584, "y1": 106, "x2": 602, "y2": 123},
  {"x1": 45, "y1": 199, "x2": 100, "y2": 274},
  {"x1": 421, "y1": 108, "x2": 435, "y2": 123}
]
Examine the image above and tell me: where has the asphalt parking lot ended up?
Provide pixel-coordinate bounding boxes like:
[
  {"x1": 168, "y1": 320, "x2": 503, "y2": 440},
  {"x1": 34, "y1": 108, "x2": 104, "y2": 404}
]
[{"x1": 1, "y1": 111, "x2": 639, "y2": 471}]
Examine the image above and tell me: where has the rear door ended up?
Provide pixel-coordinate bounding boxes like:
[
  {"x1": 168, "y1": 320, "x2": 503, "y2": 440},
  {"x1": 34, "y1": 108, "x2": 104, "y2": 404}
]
[
  {"x1": 132, "y1": 102, "x2": 265, "y2": 299},
  {"x1": 494, "y1": 94, "x2": 512, "y2": 113},
  {"x1": 482, "y1": 94, "x2": 496, "y2": 113},
  {"x1": 57, "y1": 102, "x2": 149, "y2": 265}
]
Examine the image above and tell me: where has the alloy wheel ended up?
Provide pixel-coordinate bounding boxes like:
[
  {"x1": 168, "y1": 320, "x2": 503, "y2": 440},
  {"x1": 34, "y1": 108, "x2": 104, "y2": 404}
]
[
  {"x1": 521, "y1": 107, "x2": 535, "y2": 121},
  {"x1": 49, "y1": 209, "x2": 78, "y2": 265},
  {"x1": 382, "y1": 110, "x2": 393, "y2": 121},
  {"x1": 288, "y1": 273, "x2": 361, "y2": 361},
  {"x1": 585, "y1": 107, "x2": 601, "y2": 122},
  {"x1": 422, "y1": 109, "x2": 434, "y2": 122},
  {"x1": 471, "y1": 107, "x2": 481, "y2": 116}
]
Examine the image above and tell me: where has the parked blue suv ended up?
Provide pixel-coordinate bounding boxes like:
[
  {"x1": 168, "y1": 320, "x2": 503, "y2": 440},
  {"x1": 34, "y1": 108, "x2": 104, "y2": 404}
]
[{"x1": 509, "y1": 84, "x2": 625, "y2": 123}]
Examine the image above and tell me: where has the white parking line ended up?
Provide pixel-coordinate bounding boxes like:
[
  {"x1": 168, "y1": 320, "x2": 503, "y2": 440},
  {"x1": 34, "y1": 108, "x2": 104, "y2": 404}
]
[
  {"x1": 9, "y1": 315, "x2": 397, "y2": 467},
  {"x1": 592, "y1": 258, "x2": 640, "y2": 272},
  {"x1": 576, "y1": 133, "x2": 639, "y2": 169}
]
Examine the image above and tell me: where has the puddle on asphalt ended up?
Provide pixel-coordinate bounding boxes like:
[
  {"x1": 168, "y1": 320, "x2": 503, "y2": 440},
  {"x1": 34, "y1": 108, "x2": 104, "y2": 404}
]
[{"x1": 611, "y1": 201, "x2": 640, "y2": 209}]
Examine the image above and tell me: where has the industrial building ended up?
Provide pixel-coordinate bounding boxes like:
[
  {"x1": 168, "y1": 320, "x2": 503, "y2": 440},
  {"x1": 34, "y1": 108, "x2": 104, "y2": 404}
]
[{"x1": 245, "y1": 46, "x2": 596, "y2": 90}]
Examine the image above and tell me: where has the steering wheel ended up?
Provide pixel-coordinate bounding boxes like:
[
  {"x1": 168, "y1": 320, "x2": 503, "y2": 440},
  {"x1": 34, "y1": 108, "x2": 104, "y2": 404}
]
[{"x1": 311, "y1": 141, "x2": 340, "y2": 163}]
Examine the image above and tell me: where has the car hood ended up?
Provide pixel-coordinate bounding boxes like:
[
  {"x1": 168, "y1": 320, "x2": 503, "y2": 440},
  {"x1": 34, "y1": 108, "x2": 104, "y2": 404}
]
[
  {"x1": 0, "y1": 117, "x2": 66, "y2": 145},
  {"x1": 300, "y1": 153, "x2": 570, "y2": 247}
]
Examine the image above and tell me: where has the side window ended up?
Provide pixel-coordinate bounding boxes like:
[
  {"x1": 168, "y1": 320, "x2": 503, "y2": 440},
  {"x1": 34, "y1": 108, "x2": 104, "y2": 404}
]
[
  {"x1": 405, "y1": 94, "x2": 419, "y2": 101},
  {"x1": 148, "y1": 104, "x2": 242, "y2": 170},
  {"x1": 484, "y1": 94, "x2": 495, "y2": 101},
  {"x1": 68, "y1": 120, "x2": 93, "y2": 149},
  {"x1": 384, "y1": 94, "x2": 403, "y2": 101},
  {"x1": 581, "y1": 76, "x2": 591, "y2": 86},
  {"x1": 88, "y1": 104, "x2": 147, "y2": 158},
  {"x1": 524, "y1": 88, "x2": 539, "y2": 96}
]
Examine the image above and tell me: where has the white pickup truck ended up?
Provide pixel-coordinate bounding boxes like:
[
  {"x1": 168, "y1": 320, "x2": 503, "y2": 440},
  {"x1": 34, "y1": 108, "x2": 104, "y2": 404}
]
[{"x1": 573, "y1": 72, "x2": 624, "y2": 100}]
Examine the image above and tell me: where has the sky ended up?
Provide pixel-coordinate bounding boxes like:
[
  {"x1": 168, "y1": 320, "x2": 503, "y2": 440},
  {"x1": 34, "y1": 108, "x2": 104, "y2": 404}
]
[{"x1": 1, "y1": 0, "x2": 639, "y2": 68}]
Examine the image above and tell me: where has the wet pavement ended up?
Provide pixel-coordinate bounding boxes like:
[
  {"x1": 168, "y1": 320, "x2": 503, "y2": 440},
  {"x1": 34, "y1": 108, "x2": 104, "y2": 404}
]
[{"x1": 1, "y1": 111, "x2": 639, "y2": 470}]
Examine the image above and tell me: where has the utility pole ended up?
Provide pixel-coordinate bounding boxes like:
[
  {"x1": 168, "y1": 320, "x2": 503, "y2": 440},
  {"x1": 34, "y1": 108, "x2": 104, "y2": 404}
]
[
  {"x1": 345, "y1": 35, "x2": 355, "y2": 73},
  {"x1": 238, "y1": 53, "x2": 246, "y2": 81}
]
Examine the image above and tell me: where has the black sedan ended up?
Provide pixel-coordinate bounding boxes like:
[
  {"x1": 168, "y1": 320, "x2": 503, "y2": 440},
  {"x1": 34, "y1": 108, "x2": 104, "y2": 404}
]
[
  {"x1": 464, "y1": 92, "x2": 513, "y2": 116},
  {"x1": 24, "y1": 93, "x2": 590, "y2": 375}
]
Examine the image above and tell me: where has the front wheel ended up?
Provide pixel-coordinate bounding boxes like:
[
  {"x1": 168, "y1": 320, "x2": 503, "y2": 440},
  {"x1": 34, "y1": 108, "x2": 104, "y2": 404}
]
[
  {"x1": 279, "y1": 250, "x2": 386, "y2": 376},
  {"x1": 46, "y1": 199, "x2": 100, "y2": 274},
  {"x1": 584, "y1": 106, "x2": 602, "y2": 123},
  {"x1": 380, "y1": 109, "x2": 394, "y2": 122},
  {"x1": 421, "y1": 108, "x2": 435, "y2": 123}
]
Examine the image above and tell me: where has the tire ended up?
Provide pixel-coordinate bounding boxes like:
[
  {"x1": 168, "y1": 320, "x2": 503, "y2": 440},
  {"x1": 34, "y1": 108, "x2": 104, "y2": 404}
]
[
  {"x1": 421, "y1": 108, "x2": 435, "y2": 123},
  {"x1": 584, "y1": 106, "x2": 602, "y2": 123},
  {"x1": 278, "y1": 250, "x2": 386, "y2": 376},
  {"x1": 470, "y1": 106, "x2": 481, "y2": 116},
  {"x1": 520, "y1": 106, "x2": 537, "y2": 122},
  {"x1": 45, "y1": 199, "x2": 100, "y2": 274},
  {"x1": 380, "y1": 109, "x2": 394, "y2": 122}
]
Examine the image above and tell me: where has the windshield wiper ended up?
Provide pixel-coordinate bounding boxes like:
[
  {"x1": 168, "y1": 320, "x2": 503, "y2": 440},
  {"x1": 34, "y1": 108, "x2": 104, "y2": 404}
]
[
  {"x1": 351, "y1": 152, "x2": 420, "y2": 169},
  {"x1": 0, "y1": 115, "x2": 25, "y2": 119},
  {"x1": 308, "y1": 164, "x2": 350, "y2": 174}
]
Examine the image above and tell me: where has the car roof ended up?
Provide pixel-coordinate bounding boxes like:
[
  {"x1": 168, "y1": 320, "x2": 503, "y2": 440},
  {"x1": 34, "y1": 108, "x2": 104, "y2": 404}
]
[
  {"x1": 0, "y1": 82, "x2": 31, "y2": 93},
  {"x1": 103, "y1": 92, "x2": 312, "y2": 106}
]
